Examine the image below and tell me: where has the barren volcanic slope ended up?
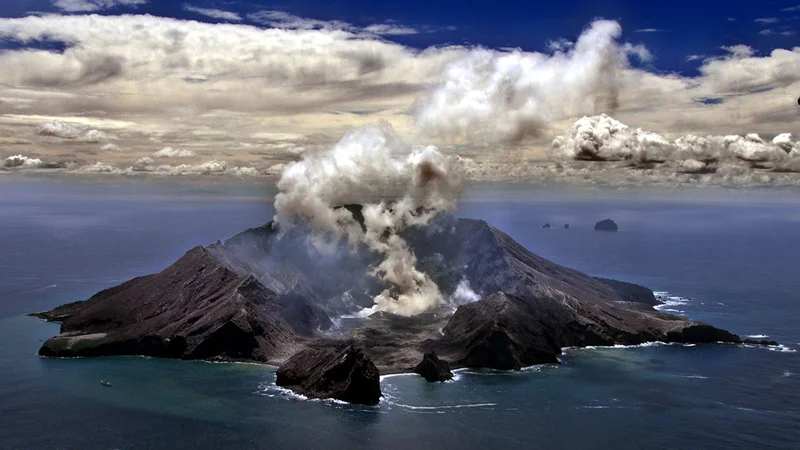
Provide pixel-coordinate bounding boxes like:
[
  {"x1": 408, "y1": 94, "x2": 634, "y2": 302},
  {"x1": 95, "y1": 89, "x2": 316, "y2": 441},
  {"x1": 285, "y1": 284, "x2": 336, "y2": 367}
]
[{"x1": 32, "y1": 209, "x2": 770, "y2": 378}]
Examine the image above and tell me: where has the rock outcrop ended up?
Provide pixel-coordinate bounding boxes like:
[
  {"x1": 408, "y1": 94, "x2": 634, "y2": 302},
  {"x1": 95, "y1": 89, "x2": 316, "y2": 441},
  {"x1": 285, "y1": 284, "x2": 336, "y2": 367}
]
[
  {"x1": 34, "y1": 247, "x2": 298, "y2": 361},
  {"x1": 594, "y1": 219, "x2": 619, "y2": 232},
  {"x1": 413, "y1": 352, "x2": 453, "y2": 382},
  {"x1": 275, "y1": 346, "x2": 381, "y2": 405},
  {"x1": 541, "y1": 223, "x2": 551, "y2": 229}
]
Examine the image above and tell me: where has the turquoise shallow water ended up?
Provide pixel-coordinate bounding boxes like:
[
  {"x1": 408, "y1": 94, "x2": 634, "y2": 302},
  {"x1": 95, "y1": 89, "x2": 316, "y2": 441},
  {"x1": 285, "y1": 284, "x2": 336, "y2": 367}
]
[{"x1": 1, "y1": 179, "x2": 798, "y2": 449}]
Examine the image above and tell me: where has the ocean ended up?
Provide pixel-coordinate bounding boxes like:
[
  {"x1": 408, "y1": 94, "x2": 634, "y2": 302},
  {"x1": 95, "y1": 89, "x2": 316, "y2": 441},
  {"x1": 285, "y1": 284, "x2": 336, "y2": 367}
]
[{"x1": 0, "y1": 177, "x2": 798, "y2": 449}]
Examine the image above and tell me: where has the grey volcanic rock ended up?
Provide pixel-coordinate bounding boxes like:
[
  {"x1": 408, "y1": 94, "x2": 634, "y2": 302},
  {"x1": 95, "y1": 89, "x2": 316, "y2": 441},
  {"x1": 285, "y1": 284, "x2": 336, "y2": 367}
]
[
  {"x1": 413, "y1": 352, "x2": 453, "y2": 382},
  {"x1": 564, "y1": 224, "x2": 569, "y2": 229},
  {"x1": 541, "y1": 223, "x2": 551, "y2": 229},
  {"x1": 595, "y1": 278, "x2": 658, "y2": 306},
  {"x1": 434, "y1": 293, "x2": 561, "y2": 369},
  {"x1": 594, "y1": 219, "x2": 619, "y2": 231},
  {"x1": 276, "y1": 346, "x2": 381, "y2": 405},
  {"x1": 32, "y1": 211, "x2": 762, "y2": 388},
  {"x1": 34, "y1": 247, "x2": 299, "y2": 361}
]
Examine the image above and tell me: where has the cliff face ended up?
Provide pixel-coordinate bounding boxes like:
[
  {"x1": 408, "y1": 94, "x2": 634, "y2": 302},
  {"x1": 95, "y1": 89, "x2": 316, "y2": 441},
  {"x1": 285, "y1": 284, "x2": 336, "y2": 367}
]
[
  {"x1": 35, "y1": 246, "x2": 301, "y2": 362},
  {"x1": 32, "y1": 213, "x2": 753, "y2": 374}
]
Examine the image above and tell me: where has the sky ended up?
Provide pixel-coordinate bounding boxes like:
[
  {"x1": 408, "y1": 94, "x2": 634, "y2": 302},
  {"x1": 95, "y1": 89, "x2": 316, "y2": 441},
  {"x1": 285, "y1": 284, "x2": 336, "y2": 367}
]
[{"x1": 0, "y1": 0, "x2": 799, "y2": 187}]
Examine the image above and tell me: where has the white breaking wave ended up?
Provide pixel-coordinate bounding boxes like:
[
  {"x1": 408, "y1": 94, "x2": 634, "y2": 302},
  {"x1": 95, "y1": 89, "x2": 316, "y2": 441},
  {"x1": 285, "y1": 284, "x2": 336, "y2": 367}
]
[
  {"x1": 746, "y1": 334, "x2": 770, "y2": 339},
  {"x1": 257, "y1": 381, "x2": 351, "y2": 406},
  {"x1": 390, "y1": 402, "x2": 497, "y2": 411},
  {"x1": 653, "y1": 291, "x2": 691, "y2": 314}
]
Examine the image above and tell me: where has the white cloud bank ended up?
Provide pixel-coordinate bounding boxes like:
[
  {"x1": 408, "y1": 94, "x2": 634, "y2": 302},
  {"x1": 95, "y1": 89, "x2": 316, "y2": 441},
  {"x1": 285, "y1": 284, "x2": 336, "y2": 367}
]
[
  {"x1": 153, "y1": 147, "x2": 196, "y2": 158},
  {"x1": 0, "y1": 14, "x2": 797, "y2": 187},
  {"x1": 552, "y1": 114, "x2": 798, "y2": 163},
  {"x1": 3, "y1": 155, "x2": 43, "y2": 168},
  {"x1": 36, "y1": 121, "x2": 108, "y2": 142}
]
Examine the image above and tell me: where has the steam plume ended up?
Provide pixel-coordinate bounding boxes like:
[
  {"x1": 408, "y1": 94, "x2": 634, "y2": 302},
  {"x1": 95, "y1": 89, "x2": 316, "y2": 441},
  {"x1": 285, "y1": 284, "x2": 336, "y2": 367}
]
[
  {"x1": 414, "y1": 20, "x2": 645, "y2": 143},
  {"x1": 274, "y1": 123, "x2": 461, "y2": 316}
]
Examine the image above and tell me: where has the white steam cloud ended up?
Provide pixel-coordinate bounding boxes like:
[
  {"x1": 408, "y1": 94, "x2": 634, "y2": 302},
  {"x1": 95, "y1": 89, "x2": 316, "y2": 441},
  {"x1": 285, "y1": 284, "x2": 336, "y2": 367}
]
[
  {"x1": 414, "y1": 20, "x2": 645, "y2": 142},
  {"x1": 449, "y1": 277, "x2": 481, "y2": 307},
  {"x1": 274, "y1": 122, "x2": 461, "y2": 316}
]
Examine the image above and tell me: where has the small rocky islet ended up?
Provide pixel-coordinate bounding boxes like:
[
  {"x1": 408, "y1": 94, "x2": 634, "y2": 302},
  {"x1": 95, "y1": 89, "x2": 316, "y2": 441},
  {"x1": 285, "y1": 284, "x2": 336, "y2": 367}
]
[{"x1": 31, "y1": 207, "x2": 777, "y2": 405}]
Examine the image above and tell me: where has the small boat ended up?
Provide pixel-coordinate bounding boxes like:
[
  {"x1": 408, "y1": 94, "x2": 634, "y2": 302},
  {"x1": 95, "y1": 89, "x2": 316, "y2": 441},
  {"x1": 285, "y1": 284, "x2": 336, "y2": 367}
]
[{"x1": 100, "y1": 379, "x2": 112, "y2": 387}]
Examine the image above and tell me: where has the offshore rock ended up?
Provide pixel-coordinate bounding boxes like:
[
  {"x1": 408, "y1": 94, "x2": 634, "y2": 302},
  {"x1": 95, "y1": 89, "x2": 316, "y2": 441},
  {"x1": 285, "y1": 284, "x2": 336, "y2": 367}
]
[
  {"x1": 594, "y1": 219, "x2": 619, "y2": 232},
  {"x1": 413, "y1": 352, "x2": 453, "y2": 382},
  {"x1": 276, "y1": 346, "x2": 381, "y2": 405}
]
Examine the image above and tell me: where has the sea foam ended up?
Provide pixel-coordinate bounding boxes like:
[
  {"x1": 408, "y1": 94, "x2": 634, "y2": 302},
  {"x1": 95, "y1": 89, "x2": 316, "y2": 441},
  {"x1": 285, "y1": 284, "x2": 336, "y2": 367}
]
[{"x1": 653, "y1": 291, "x2": 691, "y2": 314}]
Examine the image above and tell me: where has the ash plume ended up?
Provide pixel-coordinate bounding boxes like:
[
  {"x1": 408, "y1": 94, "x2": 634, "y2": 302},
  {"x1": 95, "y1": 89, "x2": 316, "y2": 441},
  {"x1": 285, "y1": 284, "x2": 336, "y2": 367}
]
[{"x1": 274, "y1": 123, "x2": 461, "y2": 316}]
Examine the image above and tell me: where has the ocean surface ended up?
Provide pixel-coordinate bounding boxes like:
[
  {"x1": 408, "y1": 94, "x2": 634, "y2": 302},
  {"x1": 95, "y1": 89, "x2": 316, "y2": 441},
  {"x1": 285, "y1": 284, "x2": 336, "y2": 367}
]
[{"x1": 1, "y1": 177, "x2": 798, "y2": 450}]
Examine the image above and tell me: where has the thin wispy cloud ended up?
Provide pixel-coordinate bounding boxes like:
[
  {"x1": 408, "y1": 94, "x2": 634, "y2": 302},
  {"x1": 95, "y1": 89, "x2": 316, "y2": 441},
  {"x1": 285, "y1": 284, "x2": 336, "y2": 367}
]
[
  {"x1": 782, "y1": 5, "x2": 800, "y2": 11},
  {"x1": 759, "y1": 29, "x2": 774, "y2": 35},
  {"x1": 247, "y1": 10, "x2": 352, "y2": 31},
  {"x1": 363, "y1": 24, "x2": 418, "y2": 36},
  {"x1": 635, "y1": 28, "x2": 668, "y2": 33},
  {"x1": 686, "y1": 54, "x2": 704, "y2": 62},
  {"x1": 184, "y1": 5, "x2": 242, "y2": 21},
  {"x1": 53, "y1": 0, "x2": 147, "y2": 12},
  {"x1": 247, "y1": 10, "x2": 419, "y2": 36},
  {"x1": 754, "y1": 17, "x2": 779, "y2": 24}
]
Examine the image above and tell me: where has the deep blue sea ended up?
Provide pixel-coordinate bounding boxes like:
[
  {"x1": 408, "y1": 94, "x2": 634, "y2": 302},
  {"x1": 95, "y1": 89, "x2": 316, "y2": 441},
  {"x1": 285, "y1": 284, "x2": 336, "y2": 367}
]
[{"x1": 1, "y1": 177, "x2": 798, "y2": 450}]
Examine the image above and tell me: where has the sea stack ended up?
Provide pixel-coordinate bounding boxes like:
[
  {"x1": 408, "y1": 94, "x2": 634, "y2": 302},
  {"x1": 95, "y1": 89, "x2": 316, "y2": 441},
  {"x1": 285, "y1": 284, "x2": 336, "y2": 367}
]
[
  {"x1": 564, "y1": 224, "x2": 570, "y2": 229},
  {"x1": 541, "y1": 223, "x2": 551, "y2": 229},
  {"x1": 275, "y1": 346, "x2": 382, "y2": 405},
  {"x1": 413, "y1": 352, "x2": 454, "y2": 382},
  {"x1": 594, "y1": 219, "x2": 618, "y2": 232}
]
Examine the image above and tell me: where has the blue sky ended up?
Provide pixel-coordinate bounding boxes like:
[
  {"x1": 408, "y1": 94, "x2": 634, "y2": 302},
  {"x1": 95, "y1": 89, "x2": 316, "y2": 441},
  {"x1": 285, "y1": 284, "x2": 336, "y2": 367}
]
[{"x1": 2, "y1": 0, "x2": 799, "y2": 76}]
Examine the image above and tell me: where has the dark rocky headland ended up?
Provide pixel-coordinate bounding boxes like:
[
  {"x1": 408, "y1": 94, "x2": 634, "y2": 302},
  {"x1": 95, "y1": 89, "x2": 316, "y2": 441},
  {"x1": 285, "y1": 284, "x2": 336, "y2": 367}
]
[{"x1": 31, "y1": 209, "x2": 776, "y2": 404}]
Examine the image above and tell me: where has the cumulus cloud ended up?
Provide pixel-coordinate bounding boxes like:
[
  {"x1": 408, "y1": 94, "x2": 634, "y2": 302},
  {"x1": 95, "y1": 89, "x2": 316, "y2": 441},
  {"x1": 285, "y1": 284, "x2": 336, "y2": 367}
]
[
  {"x1": 184, "y1": 5, "x2": 242, "y2": 21},
  {"x1": 153, "y1": 147, "x2": 196, "y2": 158},
  {"x1": 274, "y1": 122, "x2": 461, "y2": 316},
  {"x1": 0, "y1": 15, "x2": 798, "y2": 187},
  {"x1": 77, "y1": 161, "x2": 119, "y2": 173},
  {"x1": 413, "y1": 20, "x2": 642, "y2": 142},
  {"x1": 3, "y1": 154, "x2": 43, "y2": 168},
  {"x1": 552, "y1": 114, "x2": 797, "y2": 164},
  {"x1": 36, "y1": 121, "x2": 108, "y2": 142},
  {"x1": 101, "y1": 143, "x2": 122, "y2": 152},
  {"x1": 170, "y1": 160, "x2": 227, "y2": 174},
  {"x1": 53, "y1": 0, "x2": 147, "y2": 12},
  {"x1": 0, "y1": 14, "x2": 459, "y2": 117},
  {"x1": 700, "y1": 47, "x2": 800, "y2": 94},
  {"x1": 0, "y1": 14, "x2": 798, "y2": 144},
  {"x1": 229, "y1": 166, "x2": 260, "y2": 176}
]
